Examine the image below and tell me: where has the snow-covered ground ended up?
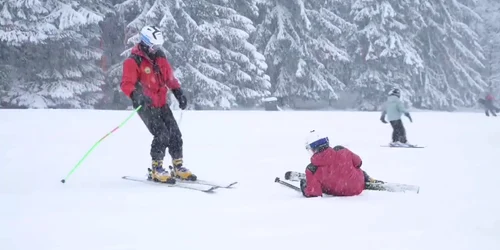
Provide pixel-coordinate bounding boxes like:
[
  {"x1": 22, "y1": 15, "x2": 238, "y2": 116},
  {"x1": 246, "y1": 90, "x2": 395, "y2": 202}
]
[{"x1": 1, "y1": 109, "x2": 499, "y2": 250}]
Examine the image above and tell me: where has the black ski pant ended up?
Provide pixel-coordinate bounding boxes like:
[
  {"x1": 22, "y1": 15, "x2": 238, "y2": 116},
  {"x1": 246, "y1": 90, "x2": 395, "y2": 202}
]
[
  {"x1": 390, "y1": 119, "x2": 407, "y2": 143},
  {"x1": 362, "y1": 171, "x2": 370, "y2": 183},
  {"x1": 136, "y1": 105, "x2": 183, "y2": 161},
  {"x1": 484, "y1": 104, "x2": 498, "y2": 117}
]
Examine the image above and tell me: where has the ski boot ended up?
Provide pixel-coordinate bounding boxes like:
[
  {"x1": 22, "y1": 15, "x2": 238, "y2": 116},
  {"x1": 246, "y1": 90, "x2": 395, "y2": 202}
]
[
  {"x1": 169, "y1": 158, "x2": 197, "y2": 181},
  {"x1": 363, "y1": 171, "x2": 384, "y2": 184},
  {"x1": 148, "y1": 160, "x2": 176, "y2": 184}
]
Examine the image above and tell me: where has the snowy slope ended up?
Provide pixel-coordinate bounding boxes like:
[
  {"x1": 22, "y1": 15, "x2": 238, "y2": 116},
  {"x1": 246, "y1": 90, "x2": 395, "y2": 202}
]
[{"x1": 1, "y1": 109, "x2": 499, "y2": 250}]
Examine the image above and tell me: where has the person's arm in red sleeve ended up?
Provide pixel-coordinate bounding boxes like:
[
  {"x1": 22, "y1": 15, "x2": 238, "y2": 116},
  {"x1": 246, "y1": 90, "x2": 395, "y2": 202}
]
[
  {"x1": 334, "y1": 145, "x2": 362, "y2": 168},
  {"x1": 301, "y1": 164, "x2": 322, "y2": 198},
  {"x1": 350, "y1": 149, "x2": 362, "y2": 168},
  {"x1": 120, "y1": 58, "x2": 139, "y2": 97},
  {"x1": 155, "y1": 51, "x2": 181, "y2": 90}
]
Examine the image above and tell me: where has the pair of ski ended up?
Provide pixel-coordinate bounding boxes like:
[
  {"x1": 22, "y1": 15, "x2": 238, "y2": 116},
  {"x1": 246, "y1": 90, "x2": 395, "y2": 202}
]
[
  {"x1": 275, "y1": 171, "x2": 420, "y2": 194},
  {"x1": 122, "y1": 175, "x2": 238, "y2": 193},
  {"x1": 381, "y1": 143, "x2": 425, "y2": 148}
]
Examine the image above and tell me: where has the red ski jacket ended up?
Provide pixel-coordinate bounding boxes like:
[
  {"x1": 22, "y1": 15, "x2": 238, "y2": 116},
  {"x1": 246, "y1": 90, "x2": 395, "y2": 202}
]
[
  {"x1": 304, "y1": 146, "x2": 365, "y2": 197},
  {"x1": 120, "y1": 44, "x2": 181, "y2": 107}
]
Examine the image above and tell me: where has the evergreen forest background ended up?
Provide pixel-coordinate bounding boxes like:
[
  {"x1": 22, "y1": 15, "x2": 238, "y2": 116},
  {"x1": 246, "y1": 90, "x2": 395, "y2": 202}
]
[{"x1": 1, "y1": 0, "x2": 499, "y2": 111}]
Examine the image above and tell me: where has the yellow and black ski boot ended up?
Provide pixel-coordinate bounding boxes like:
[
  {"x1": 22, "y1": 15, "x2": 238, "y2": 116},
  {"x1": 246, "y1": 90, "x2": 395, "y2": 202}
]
[
  {"x1": 148, "y1": 160, "x2": 176, "y2": 184},
  {"x1": 170, "y1": 158, "x2": 197, "y2": 181}
]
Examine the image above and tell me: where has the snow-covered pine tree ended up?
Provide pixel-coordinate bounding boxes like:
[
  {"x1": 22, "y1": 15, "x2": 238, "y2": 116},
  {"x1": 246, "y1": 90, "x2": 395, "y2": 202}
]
[
  {"x1": 303, "y1": 0, "x2": 355, "y2": 105},
  {"x1": 232, "y1": 0, "x2": 260, "y2": 21},
  {"x1": 349, "y1": 0, "x2": 424, "y2": 110},
  {"x1": 0, "y1": 42, "x2": 16, "y2": 107},
  {"x1": 0, "y1": 0, "x2": 111, "y2": 108},
  {"x1": 1, "y1": 0, "x2": 56, "y2": 107},
  {"x1": 415, "y1": 0, "x2": 487, "y2": 109},
  {"x1": 254, "y1": 0, "x2": 352, "y2": 108},
  {"x1": 96, "y1": 10, "x2": 130, "y2": 110},
  {"x1": 185, "y1": 0, "x2": 272, "y2": 108},
  {"x1": 253, "y1": 0, "x2": 303, "y2": 107},
  {"x1": 474, "y1": 0, "x2": 500, "y2": 99}
]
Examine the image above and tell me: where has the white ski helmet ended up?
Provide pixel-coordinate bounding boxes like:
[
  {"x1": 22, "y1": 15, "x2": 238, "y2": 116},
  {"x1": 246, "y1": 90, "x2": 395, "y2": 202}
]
[
  {"x1": 305, "y1": 130, "x2": 330, "y2": 155},
  {"x1": 139, "y1": 25, "x2": 164, "y2": 52}
]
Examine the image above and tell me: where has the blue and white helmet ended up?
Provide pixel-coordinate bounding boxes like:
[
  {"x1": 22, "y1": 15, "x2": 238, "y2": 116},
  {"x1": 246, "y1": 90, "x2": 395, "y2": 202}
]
[
  {"x1": 305, "y1": 130, "x2": 329, "y2": 155},
  {"x1": 140, "y1": 25, "x2": 164, "y2": 52}
]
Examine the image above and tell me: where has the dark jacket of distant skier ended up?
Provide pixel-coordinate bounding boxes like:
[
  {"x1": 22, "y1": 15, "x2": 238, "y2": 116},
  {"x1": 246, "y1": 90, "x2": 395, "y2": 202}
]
[
  {"x1": 479, "y1": 94, "x2": 499, "y2": 117},
  {"x1": 300, "y1": 130, "x2": 381, "y2": 197},
  {"x1": 380, "y1": 89, "x2": 412, "y2": 144},
  {"x1": 120, "y1": 25, "x2": 195, "y2": 185}
]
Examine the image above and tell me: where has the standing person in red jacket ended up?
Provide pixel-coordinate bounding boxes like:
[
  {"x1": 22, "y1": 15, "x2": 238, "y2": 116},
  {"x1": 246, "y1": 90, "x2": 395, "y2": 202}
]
[
  {"x1": 120, "y1": 25, "x2": 194, "y2": 184},
  {"x1": 300, "y1": 130, "x2": 382, "y2": 198}
]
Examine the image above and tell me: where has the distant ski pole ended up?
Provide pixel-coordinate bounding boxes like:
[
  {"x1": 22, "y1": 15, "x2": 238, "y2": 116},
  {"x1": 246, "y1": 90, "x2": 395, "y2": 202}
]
[{"x1": 61, "y1": 105, "x2": 142, "y2": 184}]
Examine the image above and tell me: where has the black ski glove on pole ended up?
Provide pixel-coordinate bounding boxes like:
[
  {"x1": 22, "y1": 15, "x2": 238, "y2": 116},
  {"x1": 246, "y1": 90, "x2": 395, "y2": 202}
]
[
  {"x1": 172, "y1": 88, "x2": 187, "y2": 110},
  {"x1": 131, "y1": 89, "x2": 152, "y2": 108}
]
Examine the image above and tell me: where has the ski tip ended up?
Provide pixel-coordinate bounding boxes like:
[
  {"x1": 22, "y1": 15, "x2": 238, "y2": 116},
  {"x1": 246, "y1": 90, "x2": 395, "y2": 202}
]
[
  {"x1": 274, "y1": 177, "x2": 281, "y2": 182},
  {"x1": 204, "y1": 186, "x2": 220, "y2": 193},
  {"x1": 226, "y1": 182, "x2": 238, "y2": 188}
]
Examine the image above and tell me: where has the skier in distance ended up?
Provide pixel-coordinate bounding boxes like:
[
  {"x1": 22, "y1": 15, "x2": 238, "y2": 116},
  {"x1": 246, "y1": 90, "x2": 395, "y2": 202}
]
[
  {"x1": 298, "y1": 130, "x2": 383, "y2": 198},
  {"x1": 120, "y1": 25, "x2": 194, "y2": 184},
  {"x1": 380, "y1": 88, "x2": 413, "y2": 147},
  {"x1": 479, "y1": 93, "x2": 498, "y2": 117}
]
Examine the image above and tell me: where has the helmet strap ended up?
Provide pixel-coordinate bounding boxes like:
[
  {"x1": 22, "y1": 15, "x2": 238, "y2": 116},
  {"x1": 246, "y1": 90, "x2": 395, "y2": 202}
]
[{"x1": 138, "y1": 42, "x2": 156, "y2": 60}]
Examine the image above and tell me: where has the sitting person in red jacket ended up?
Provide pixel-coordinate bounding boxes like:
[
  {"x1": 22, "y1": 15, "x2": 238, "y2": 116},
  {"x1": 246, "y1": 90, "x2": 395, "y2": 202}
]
[{"x1": 300, "y1": 130, "x2": 382, "y2": 198}]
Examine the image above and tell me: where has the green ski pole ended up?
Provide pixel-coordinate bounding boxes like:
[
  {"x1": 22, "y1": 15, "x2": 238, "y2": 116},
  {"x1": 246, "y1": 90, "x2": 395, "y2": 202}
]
[{"x1": 61, "y1": 105, "x2": 142, "y2": 184}]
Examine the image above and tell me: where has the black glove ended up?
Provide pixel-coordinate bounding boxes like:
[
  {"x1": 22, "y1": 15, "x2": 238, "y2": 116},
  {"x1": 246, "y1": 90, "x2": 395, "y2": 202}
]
[
  {"x1": 405, "y1": 112, "x2": 413, "y2": 122},
  {"x1": 380, "y1": 116, "x2": 387, "y2": 124},
  {"x1": 131, "y1": 89, "x2": 152, "y2": 108},
  {"x1": 172, "y1": 88, "x2": 187, "y2": 110},
  {"x1": 380, "y1": 111, "x2": 387, "y2": 123},
  {"x1": 300, "y1": 179, "x2": 308, "y2": 197}
]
